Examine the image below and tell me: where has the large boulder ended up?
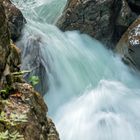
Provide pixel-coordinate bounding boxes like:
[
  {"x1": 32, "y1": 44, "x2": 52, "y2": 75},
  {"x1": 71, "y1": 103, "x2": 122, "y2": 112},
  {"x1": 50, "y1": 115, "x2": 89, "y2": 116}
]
[
  {"x1": 116, "y1": 17, "x2": 140, "y2": 70},
  {"x1": 3, "y1": 0, "x2": 26, "y2": 42},
  {"x1": 57, "y1": 0, "x2": 136, "y2": 47}
]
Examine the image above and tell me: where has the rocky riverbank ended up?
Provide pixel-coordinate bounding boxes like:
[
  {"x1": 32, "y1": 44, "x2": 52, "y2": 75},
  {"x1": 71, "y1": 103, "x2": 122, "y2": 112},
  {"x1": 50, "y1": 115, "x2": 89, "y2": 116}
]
[{"x1": 0, "y1": 1, "x2": 59, "y2": 140}]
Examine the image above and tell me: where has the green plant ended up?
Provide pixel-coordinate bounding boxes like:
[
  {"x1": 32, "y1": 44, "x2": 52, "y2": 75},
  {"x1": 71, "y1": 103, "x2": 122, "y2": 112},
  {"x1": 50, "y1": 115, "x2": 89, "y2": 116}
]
[
  {"x1": 0, "y1": 86, "x2": 12, "y2": 99},
  {"x1": 12, "y1": 70, "x2": 40, "y2": 86},
  {"x1": 0, "y1": 70, "x2": 32, "y2": 98},
  {"x1": 10, "y1": 131, "x2": 24, "y2": 140},
  {"x1": 0, "y1": 130, "x2": 24, "y2": 140},
  {"x1": 0, "y1": 130, "x2": 9, "y2": 140},
  {"x1": 0, "y1": 111, "x2": 28, "y2": 126},
  {"x1": 10, "y1": 113, "x2": 28, "y2": 123},
  {"x1": 29, "y1": 76, "x2": 40, "y2": 86},
  {"x1": 11, "y1": 70, "x2": 31, "y2": 76}
]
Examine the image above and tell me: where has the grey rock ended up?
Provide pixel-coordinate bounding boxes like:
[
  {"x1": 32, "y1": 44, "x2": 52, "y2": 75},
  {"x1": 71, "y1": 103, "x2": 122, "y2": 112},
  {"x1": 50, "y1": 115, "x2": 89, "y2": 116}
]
[{"x1": 57, "y1": 0, "x2": 136, "y2": 48}]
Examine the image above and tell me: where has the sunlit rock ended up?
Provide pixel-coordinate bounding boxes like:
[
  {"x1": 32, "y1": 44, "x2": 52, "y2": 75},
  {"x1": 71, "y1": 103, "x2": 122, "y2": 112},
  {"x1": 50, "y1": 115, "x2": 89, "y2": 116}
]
[{"x1": 116, "y1": 17, "x2": 140, "y2": 70}]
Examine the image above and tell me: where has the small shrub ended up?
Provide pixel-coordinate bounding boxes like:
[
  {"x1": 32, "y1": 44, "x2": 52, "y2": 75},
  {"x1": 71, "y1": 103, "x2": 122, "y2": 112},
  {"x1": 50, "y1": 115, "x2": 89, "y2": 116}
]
[{"x1": 29, "y1": 76, "x2": 39, "y2": 86}]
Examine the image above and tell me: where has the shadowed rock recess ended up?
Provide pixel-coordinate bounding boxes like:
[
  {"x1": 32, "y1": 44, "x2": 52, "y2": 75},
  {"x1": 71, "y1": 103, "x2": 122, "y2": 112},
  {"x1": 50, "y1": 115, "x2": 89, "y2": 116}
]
[{"x1": 0, "y1": 1, "x2": 59, "y2": 140}]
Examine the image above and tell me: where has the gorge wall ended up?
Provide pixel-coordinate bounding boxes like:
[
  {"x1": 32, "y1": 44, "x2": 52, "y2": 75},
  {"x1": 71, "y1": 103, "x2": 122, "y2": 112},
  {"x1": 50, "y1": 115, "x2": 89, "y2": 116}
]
[{"x1": 0, "y1": 1, "x2": 59, "y2": 140}]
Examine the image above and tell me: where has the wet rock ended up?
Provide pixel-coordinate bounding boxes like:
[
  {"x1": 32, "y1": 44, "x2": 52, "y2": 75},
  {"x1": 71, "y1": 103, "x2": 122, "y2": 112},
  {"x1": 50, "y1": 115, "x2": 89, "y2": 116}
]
[
  {"x1": 3, "y1": 0, "x2": 26, "y2": 42},
  {"x1": 0, "y1": 83, "x2": 59, "y2": 140},
  {"x1": 19, "y1": 35, "x2": 49, "y2": 96},
  {"x1": 57, "y1": 0, "x2": 114, "y2": 46},
  {"x1": 113, "y1": 0, "x2": 137, "y2": 45},
  {"x1": 116, "y1": 17, "x2": 140, "y2": 70},
  {"x1": 57, "y1": 0, "x2": 136, "y2": 47}
]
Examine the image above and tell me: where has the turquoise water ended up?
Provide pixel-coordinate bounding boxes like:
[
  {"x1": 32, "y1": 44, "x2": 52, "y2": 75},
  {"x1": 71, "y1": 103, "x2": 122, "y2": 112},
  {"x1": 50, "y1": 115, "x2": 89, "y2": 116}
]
[
  {"x1": 12, "y1": 0, "x2": 67, "y2": 23},
  {"x1": 13, "y1": 0, "x2": 140, "y2": 139}
]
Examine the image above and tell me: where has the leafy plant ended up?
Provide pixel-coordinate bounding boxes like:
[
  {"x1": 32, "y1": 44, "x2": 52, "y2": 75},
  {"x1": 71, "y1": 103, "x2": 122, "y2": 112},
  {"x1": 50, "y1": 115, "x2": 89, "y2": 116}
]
[
  {"x1": 0, "y1": 111, "x2": 28, "y2": 126},
  {"x1": 12, "y1": 70, "x2": 40, "y2": 86},
  {"x1": 0, "y1": 130, "x2": 9, "y2": 140},
  {"x1": 10, "y1": 131, "x2": 24, "y2": 140},
  {"x1": 0, "y1": 86, "x2": 12, "y2": 98},
  {"x1": 11, "y1": 70, "x2": 31, "y2": 76},
  {"x1": 0, "y1": 130, "x2": 24, "y2": 140},
  {"x1": 29, "y1": 76, "x2": 39, "y2": 86},
  {"x1": 0, "y1": 85, "x2": 13, "y2": 99},
  {"x1": 0, "y1": 70, "x2": 32, "y2": 98},
  {"x1": 0, "y1": 90, "x2": 7, "y2": 95}
]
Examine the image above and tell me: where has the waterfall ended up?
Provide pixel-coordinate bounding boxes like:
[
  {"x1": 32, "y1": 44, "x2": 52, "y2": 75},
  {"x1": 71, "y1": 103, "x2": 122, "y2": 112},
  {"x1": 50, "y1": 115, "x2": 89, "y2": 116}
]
[
  {"x1": 12, "y1": 0, "x2": 67, "y2": 23},
  {"x1": 13, "y1": 0, "x2": 140, "y2": 140}
]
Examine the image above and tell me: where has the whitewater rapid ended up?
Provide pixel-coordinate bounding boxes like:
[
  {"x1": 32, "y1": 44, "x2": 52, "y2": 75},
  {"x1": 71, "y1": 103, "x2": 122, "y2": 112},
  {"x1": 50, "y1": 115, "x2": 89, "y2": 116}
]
[{"x1": 13, "y1": 0, "x2": 140, "y2": 140}]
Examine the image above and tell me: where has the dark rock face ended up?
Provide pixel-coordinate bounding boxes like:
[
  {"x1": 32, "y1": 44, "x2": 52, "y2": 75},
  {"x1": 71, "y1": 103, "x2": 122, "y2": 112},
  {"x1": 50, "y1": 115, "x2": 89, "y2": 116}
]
[
  {"x1": 57, "y1": 0, "x2": 136, "y2": 47},
  {"x1": 116, "y1": 17, "x2": 140, "y2": 70},
  {"x1": 127, "y1": 0, "x2": 140, "y2": 14},
  {"x1": 3, "y1": 0, "x2": 26, "y2": 42},
  {"x1": 20, "y1": 35, "x2": 49, "y2": 96},
  {"x1": 57, "y1": 0, "x2": 115, "y2": 46}
]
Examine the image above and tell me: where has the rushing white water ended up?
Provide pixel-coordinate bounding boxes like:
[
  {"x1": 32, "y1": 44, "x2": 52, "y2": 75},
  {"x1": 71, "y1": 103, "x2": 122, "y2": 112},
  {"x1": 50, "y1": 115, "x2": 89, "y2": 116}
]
[
  {"x1": 12, "y1": 0, "x2": 67, "y2": 23},
  {"x1": 13, "y1": 0, "x2": 140, "y2": 140}
]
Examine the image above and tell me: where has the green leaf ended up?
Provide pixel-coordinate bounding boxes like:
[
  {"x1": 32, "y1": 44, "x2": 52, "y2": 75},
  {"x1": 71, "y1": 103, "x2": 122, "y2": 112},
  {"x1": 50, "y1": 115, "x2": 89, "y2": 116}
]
[
  {"x1": 12, "y1": 70, "x2": 31, "y2": 76},
  {"x1": 0, "y1": 130, "x2": 9, "y2": 140},
  {"x1": 10, "y1": 131, "x2": 24, "y2": 140},
  {"x1": 29, "y1": 76, "x2": 39, "y2": 86},
  {"x1": 0, "y1": 90, "x2": 7, "y2": 94}
]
